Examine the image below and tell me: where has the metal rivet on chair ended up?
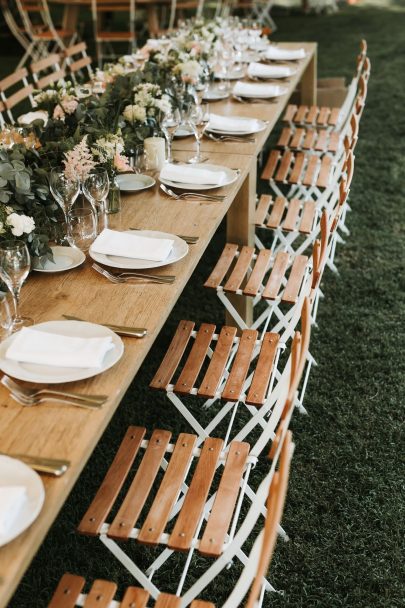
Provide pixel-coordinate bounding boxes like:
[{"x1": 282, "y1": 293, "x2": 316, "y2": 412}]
[
  {"x1": 63, "y1": 589, "x2": 70, "y2": 595},
  {"x1": 179, "y1": 532, "x2": 185, "y2": 537}
]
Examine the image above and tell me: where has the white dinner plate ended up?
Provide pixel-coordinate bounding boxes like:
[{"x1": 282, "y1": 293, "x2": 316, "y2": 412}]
[
  {"x1": 116, "y1": 173, "x2": 156, "y2": 192},
  {"x1": 206, "y1": 117, "x2": 267, "y2": 136},
  {"x1": 0, "y1": 456, "x2": 45, "y2": 548},
  {"x1": 0, "y1": 321, "x2": 124, "y2": 384},
  {"x1": 173, "y1": 124, "x2": 194, "y2": 138},
  {"x1": 262, "y1": 47, "x2": 307, "y2": 61},
  {"x1": 232, "y1": 84, "x2": 288, "y2": 99},
  {"x1": 248, "y1": 65, "x2": 297, "y2": 80},
  {"x1": 159, "y1": 163, "x2": 239, "y2": 191},
  {"x1": 32, "y1": 246, "x2": 85, "y2": 273},
  {"x1": 203, "y1": 88, "x2": 230, "y2": 101},
  {"x1": 89, "y1": 229, "x2": 189, "y2": 270}
]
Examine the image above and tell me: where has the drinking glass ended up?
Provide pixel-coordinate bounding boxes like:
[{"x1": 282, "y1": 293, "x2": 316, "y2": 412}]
[
  {"x1": 49, "y1": 169, "x2": 80, "y2": 239},
  {"x1": 83, "y1": 169, "x2": 109, "y2": 233},
  {"x1": 67, "y1": 208, "x2": 97, "y2": 253},
  {"x1": 0, "y1": 294, "x2": 13, "y2": 341},
  {"x1": 187, "y1": 103, "x2": 210, "y2": 164},
  {"x1": 161, "y1": 108, "x2": 181, "y2": 163},
  {"x1": 134, "y1": 147, "x2": 159, "y2": 176},
  {"x1": 0, "y1": 240, "x2": 33, "y2": 331}
]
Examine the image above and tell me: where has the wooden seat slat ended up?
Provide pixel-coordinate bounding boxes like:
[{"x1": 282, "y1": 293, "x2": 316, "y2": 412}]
[
  {"x1": 36, "y1": 69, "x2": 65, "y2": 90},
  {"x1": 223, "y1": 246, "x2": 255, "y2": 293},
  {"x1": 314, "y1": 128, "x2": 328, "y2": 152},
  {"x1": 155, "y1": 594, "x2": 182, "y2": 608},
  {"x1": 65, "y1": 41, "x2": 87, "y2": 56},
  {"x1": 138, "y1": 433, "x2": 197, "y2": 545},
  {"x1": 282, "y1": 255, "x2": 308, "y2": 304},
  {"x1": 328, "y1": 131, "x2": 340, "y2": 153},
  {"x1": 262, "y1": 251, "x2": 290, "y2": 300},
  {"x1": 261, "y1": 149, "x2": 280, "y2": 181},
  {"x1": 282, "y1": 198, "x2": 301, "y2": 232},
  {"x1": 198, "y1": 327, "x2": 238, "y2": 399},
  {"x1": 302, "y1": 129, "x2": 317, "y2": 150},
  {"x1": 283, "y1": 104, "x2": 297, "y2": 122},
  {"x1": 168, "y1": 438, "x2": 224, "y2": 551},
  {"x1": 274, "y1": 151, "x2": 292, "y2": 182},
  {"x1": 299, "y1": 201, "x2": 316, "y2": 234},
  {"x1": 77, "y1": 426, "x2": 146, "y2": 536},
  {"x1": 294, "y1": 105, "x2": 308, "y2": 123},
  {"x1": 266, "y1": 196, "x2": 286, "y2": 229},
  {"x1": 150, "y1": 320, "x2": 195, "y2": 389},
  {"x1": 328, "y1": 107, "x2": 340, "y2": 126},
  {"x1": 0, "y1": 68, "x2": 29, "y2": 90},
  {"x1": 288, "y1": 152, "x2": 305, "y2": 184},
  {"x1": 243, "y1": 249, "x2": 272, "y2": 297},
  {"x1": 48, "y1": 573, "x2": 85, "y2": 608},
  {"x1": 317, "y1": 155, "x2": 332, "y2": 188},
  {"x1": 84, "y1": 580, "x2": 117, "y2": 608},
  {"x1": 290, "y1": 128, "x2": 305, "y2": 149},
  {"x1": 96, "y1": 31, "x2": 133, "y2": 40},
  {"x1": 255, "y1": 194, "x2": 272, "y2": 226},
  {"x1": 316, "y1": 106, "x2": 330, "y2": 126},
  {"x1": 306, "y1": 105, "x2": 319, "y2": 124},
  {"x1": 121, "y1": 587, "x2": 150, "y2": 608},
  {"x1": 199, "y1": 441, "x2": 250, "y2": 556},
  {"x1": 246, "y1": 333, "x2": 280, "y2": 406},
  {"x1": 204, "y1": 243, "x2": 238, "y2": 289},
  {"x1": 5, "y1": 85, "x2": 34, "y2": 110},
  {"x1": 277, "y1": 127, "x2": 292, "y2": 147},
  {"x1": 108, "y1": 429, "x2": 172, "y2": 540},
  {"x1": 174, "y1": 324, "x2": 216, "y2": 394},
  {"x1": 30, "y1": 53, "x2": 61, "y2": 73},
  {"x1": 222, "y1": 330, "x2": 258, "y2": 402},
  {"x1": 190, "y1": 601, "x2": 215, "y2": 608},
  {"x1": 70, "y1": 56, "x2": 92, "y2": 72},
  {"x1": 302, "y1": 154, "x2": 319, "y2": 186}
]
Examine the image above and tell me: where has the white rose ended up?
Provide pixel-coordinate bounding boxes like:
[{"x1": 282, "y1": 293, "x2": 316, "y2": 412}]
[
  {"x1": 6, "y1": 213, "x2": 35, "y2": 237},
  {"x1": 123, "y1": 104, "x2": 147, "y2": 123}
]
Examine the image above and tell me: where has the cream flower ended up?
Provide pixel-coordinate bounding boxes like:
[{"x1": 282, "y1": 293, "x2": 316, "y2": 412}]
[
  {"x1": 6, "y1": 213, "x2": 35, "y2": 237},
  {"x1": 123, "y1": 104, "x2": 147, "y2": 123}
]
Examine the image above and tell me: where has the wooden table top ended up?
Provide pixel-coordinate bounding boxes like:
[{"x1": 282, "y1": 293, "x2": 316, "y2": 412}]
[{"x1": 0, "y1": 42, "x2": 316, "y2": 608}]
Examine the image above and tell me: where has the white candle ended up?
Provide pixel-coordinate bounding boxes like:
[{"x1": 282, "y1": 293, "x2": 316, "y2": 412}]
[{"x1": 144, "y1": 137, "x2": 166, "y2": 170}]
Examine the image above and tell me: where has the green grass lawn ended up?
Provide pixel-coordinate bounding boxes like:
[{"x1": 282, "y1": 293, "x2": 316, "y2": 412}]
[{"x1": 6, "y1": 4, "x2": 405, "y2": 607}]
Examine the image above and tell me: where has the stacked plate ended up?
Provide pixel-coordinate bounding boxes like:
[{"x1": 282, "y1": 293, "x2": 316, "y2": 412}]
[
  {"x1": 206, "y1": 113, "x2": 267, "y2": 136},
  {"x1": 159, "y1": 163, "x2": 239, "y2": 191},
  {"x1": 233, "y1": 81, "x2": 288, "y2": 100}
]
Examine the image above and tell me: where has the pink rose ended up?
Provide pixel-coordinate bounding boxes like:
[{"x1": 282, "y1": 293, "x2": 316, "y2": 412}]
[
  {"x1": 53, "y1": 104, "x2": 65, "y2": 120},
  {"x1": 114, "y1": 153, "x2": 132, "y2": 173},
  {"x1": 61, "y1": 98, "x2": 78, "y2": 115}
]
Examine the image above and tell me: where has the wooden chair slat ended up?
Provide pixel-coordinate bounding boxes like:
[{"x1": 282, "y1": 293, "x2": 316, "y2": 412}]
[
  {"x1": 204, "y1": 243, "x2": 238, "y2": 289},
  {"x1": 246, "y1": 333, "x2": 280, "y2": 406},
  {"x1": 302, "y1": 154, "x2": 319, "y2": 186},
  {"x1": 223, "y1": 246, "x2": 255, "y2": 293},
  {"x1": 261, "y1": 149, "x2": 280, "y2": 181},
  {"x1": 77, "y1": 426, "x2": 145, "y2": 536},
  {"x1": 282, "y1": 255, "x2": 308, "y2": 304},
  {"x1": 31, "y1": 53, "x2": 61, "y2": 73},
  {"x1": 317, "y1": 155, "x2": 332, "y2": 188},
  {"x1": 120, "y1": 587, "x2": 150, "y2": 608},
  {"x1": 243, "y1": 249, "x2": 272, "y2": 297},
  {"x1": 302, "y1": 129, "x2": 316, "y2": 150},
  {"x1": 70, "y1": 56, "x2": 92, "y2": 73},
  {"x1": 155, "y1": 594, "x2": 182, "y2": 608},
  {"x1": 306, "y1": 105, "x2": 319, "y2": 124},
  {"x1": 294, "y1": 105, "x2": 308, "y2": 123},
  {"x1": 48, "y1": 573, "x2": 85, "y2": 608},
  {"x1": 277, "y1": 127, "x2": 292, "y2": 147},
  {"x1": 274, "y1": 150, "x2": 292, "y2": 182},
  {"x1": 316, "y1": 106, "x2": 330, "y2": 126},
  {"x1": 328, "y1": 107, "x2": 340, "y2": 126},
  {"x1": 282, "y1": 198, "x2": 301, "y2": 232},
  {"x1": 0, "y1": 68, "x2": 29, "y2": 91},
  {"x1": 266, "y1": 196, "x2": 286, "y2": 229},
  {"x1": 84, "y1": 580, "x2": 117, "y2": 608},
  {"x1": 5, "y1": 84, "x2": 34, "y2": 110},
  {"x1": 36, "y1": 69, "x2": 65, "y2": 90},
  {"x1": 96, "y1": 31, "x2": 133, "y2": 40},
  {"x1": 328, "y1": 131, "x2": 340, "y2": 153},
  {"x1": 168, "y1": 438, "x2": 223, "y2": 551},
  {"x1": 314, "y1": 129, "x2": 328, "y2": 152},
  {"x1": 198, "y1": 326, "x2": 238, "y2": 399},
  {"x1": 108, "y1": 429, "x2": 172, "y2": 540},
  {"x1": 290, "y1": 128, "x2": 305, "y2": 149},
  {"x1": 174, "y1": 324, "x2": 216, "y2": 394},
  {"x1": 190, "y1": 602, "x2": 215, "y2": 608},
  {"x1": 65, "y1": 41, "x2": 87, "y2": 57},
  {"x1": 138, "y1": 433, "x2": 197, "y2": 545},
  {"x1": 288, "y1": 152, "x2": 305, "y2": 184},
  {"x1": 283, "y1": 104, "x2": 297, "y2": 122},
  {"x1": 150, "y1": 320, "x2": 195, "y2": 389},
  {"x1": 222, "y1": 330, "x2": 258, "y2": 402},
  {"x1": 254, "y1": 194, "x2": 272, "y2": 226},
  {"x1": 262, "y1": 251, "x2": 290, "y2": 300},
  {"x1": 199, "y1": 441, "x2": 250, "y2": 557},
  {"x1": 299, "y1": 201, "x2": 316, "y2": 234}
]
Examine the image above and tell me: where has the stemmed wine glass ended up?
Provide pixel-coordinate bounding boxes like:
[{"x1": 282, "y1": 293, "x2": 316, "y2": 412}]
[
  {"x1": 83, "y1": 169, "x2": 109, "y2": 233},
  {"x1": 0, "y1": 294, "x2": 13, "y2": 341},
  {"x1": 0, "y1": 240, "x2": 33, "y2": 331},
  {"x1": 161, "y1": 108, "x2": 181, "y2": 164},
  {"x1": 187, "y1": 103, "x2": 210, "y2": 164},
  {"x1": 67, "y1": 208, "x2": 97, "y2": 253},
  {"x1": 49, "y1": 169, "x2": 80, "y2": 240}
]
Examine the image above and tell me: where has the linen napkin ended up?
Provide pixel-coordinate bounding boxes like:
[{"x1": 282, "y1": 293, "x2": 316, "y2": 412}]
[
  {"x1": 160, "y1": 164, "x2": 228, "y2": 186},
  {"x1": 207, "y1": 113, "x2": 258, "y2": 133},
  {"x1": 92, "y1": 228, "x2": 174, "y2": 261},
  {"x1": 6, "y1": 327, "x2": 114, "y2": 368},
  {"x1": 264, "y1": 47, "x2": 306, "y2": 61},
  {"x1": 17, "y1": 111, "x2": 48, "y2": 126},
  {"x1": 0, "y1": 486, "x2": 27, "y2": 536},
  {"x1": 233, "y1": 81, "x2": 287, "y2": 98},
  {"x1": 247, "y1": 62, "x2": 295, "y2": 79}
]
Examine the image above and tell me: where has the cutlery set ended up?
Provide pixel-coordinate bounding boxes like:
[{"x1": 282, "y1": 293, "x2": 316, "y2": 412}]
[
  {"x1": 205, "y1": 133, "x2": 256, "y2": 143},
  {"x1": 92, "y1": 262, "x2": 175, "y2": 284},
  {"x1": 160, "y1": 183, "x2": 226, "y2": 202},
  {"x1": 233, "y1": 95, "x2": 277, "y2": 104}
]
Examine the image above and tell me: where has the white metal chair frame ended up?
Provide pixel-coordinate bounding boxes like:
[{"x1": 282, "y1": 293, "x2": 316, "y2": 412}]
[{"x1": 0, "y1": 68, "x2": 35, "y2": 124}]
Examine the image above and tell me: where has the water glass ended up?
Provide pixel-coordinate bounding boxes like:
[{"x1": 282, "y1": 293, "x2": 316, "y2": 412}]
[
  {"x1": 67, "y1": 208, "x2": 97, "y2": 252},
  {"x1": 49, "y1": 169, "x2": 80, "y2": 240},
  {"x1": 0, "y1": 294, "x2": 13, "y2": 341},
  {"x1": 187, "y1": 103, "x2": 210, "y2": 164},
  {"x1": 0, "y1": 240, "x2": 33, "y2": 331},
  {"x1": 161, "y1": 109, "x2": 181, "y2": 163}
]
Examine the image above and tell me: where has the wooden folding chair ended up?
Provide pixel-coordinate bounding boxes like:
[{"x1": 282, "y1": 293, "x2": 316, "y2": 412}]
[
  {"x1": 0, "y1": 68, "x2": 35, "y2": 123},
  {"x1": 64, "y1": 42, "x2": 94, "y2": 84},
  {"x1": 30, "y1": 52, "x2": 65, "y2": 89},
  {"x1": 0, "y1": 0, "x2": 32, "y2": 68},
  {"x1": 91, "y1": 0, "x2": 136, "y2": 68}
]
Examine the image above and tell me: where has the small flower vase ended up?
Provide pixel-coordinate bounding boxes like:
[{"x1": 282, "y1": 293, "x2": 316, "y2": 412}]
[{"x1": 106, "y1": 177, "x2": 121, "y2": 214}]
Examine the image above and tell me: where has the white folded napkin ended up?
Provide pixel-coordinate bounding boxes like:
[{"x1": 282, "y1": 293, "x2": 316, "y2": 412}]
[
  {"x1": 264, "y1": 47, "x2": 306, "y2": 61},
  {"x1": 6, "y1": 327, "x2": 114, "y2": 368},
  {"x1": 207, "y1": 113, "x2": 258, "y2": 133},
  {"x1": 233, "y1": 81, "x2": 286, "y2": 98},
  {"x1": 92, "y1": 228, "x2": 174, "y2": 261},
  {"x1": 17, "y1": 111, "x2": 48, "y2": 126},
  {"x1": 247, "y1": 62, "x2": 294, "y2": 79},
  {"x1": 160, "y1": 163, "x2": 228, "y2": 186},
  {"x1": 0, "y1": 486, "x2": 27, "y2": 536}
]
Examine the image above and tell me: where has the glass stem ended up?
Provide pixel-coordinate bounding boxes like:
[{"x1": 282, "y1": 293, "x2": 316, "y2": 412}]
[
  {"x1": 196, "y1": 136, "x2": 201, "y2": 162},
  {"x1": 12, "y1": 286, "x2": 21, "y2": 322},
  {"x1": 167, "y1": 135, "x2": 173, "y2": 163}
]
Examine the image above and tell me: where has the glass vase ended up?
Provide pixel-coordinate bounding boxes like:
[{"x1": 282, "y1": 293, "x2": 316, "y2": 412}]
[{"x1": 106, "y1": 178, "x2": 121, "y2": 214}]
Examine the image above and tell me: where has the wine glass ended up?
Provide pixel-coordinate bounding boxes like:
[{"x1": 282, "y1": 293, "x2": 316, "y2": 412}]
[
  {"x1": 67, "y1": 208, "x2": 97, "y2": 253},
  {"x1": 49, "y1": 169, "x2": 80, "y2": 240},
  {"x1": 0, "y1": 294, "x2": 12, "y2": 341},
  {"x1": 0, "y1": 240, "x2": 33, "y2": 331},
  {"x1": 83, "y1": 169, "x2": 109, "y2": 233},
  {"x1": 161, "y1": 108, "x2": 181, "y2": 164},
  {"x1": 187, "y1": 103, "x2": 210, "y2": 164}
]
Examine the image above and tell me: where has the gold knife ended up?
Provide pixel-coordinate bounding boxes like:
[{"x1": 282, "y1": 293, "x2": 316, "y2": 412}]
[
  {"x1": 62, "y1": 315, "x2": 147, "y2": 338},
  {"x1": 0, "y1": 452, "x2": 70, "y2": 476}
]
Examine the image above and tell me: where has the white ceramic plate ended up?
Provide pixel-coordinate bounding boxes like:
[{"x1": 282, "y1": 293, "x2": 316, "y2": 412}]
[
  {"x1": 262, "y1": 47, "x2": 307, "y2": 61},
  {"x1": 116, "y1": 173, "x2": 156, "y2": 192},
  {"x1": 233, "y1": 84, "x2": 288, "y2": 99},
  {"x1": 159, "y1": 163, "x2": 239, "y2": 191},
  {"x1": 248, "y1": 65, "x2": 297, "y2": 80},
  {"x1": 89, "y1": 229, "x2": 189, "y2": 270},
  {"x1": 0, "y1": 321, "x2": 124, "y2": 384},
  {"x1": 203, "y1": 88, "x2": 230, "y2": 101},
  {"x1": 173, "y1": 124, "x2": 194, "y2": 138},
  {"x1": 32, "y1": 246, "x2": 85, "y2": 273},
  {"x1": 207, "y1": 117, "x2": 267, "y2": 136},
  {"x1": 0, "y1": 456, "x2": 45, "y2": 548}
]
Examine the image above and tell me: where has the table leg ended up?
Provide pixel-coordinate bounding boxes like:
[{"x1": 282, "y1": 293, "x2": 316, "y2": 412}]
[
  {"x1": 300, "y1": 46, "x2": 317, "y2": 106},
  {"x1": 225, "y1": 159, "x2": 256, "y2": 327}
]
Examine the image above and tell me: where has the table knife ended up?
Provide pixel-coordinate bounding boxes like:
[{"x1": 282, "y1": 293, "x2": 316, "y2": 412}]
[
  {"x1": 62, "y1": 315, "x2": 147, "y2": 338},
  {"x1": 0, "y1": 452, "x2": 70, "y2": 476}
]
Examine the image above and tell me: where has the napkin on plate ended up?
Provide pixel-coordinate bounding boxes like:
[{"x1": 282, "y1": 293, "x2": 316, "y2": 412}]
[
  {"x1": 264, "y1": 47, "x2": 306, "y2": 61},
  {"x1": 92, "y1": 228, "x2": 174, "y2": 261},
  {"x1": 17, "y1": 111, "x2": 48, "y2": 126},
  {"x1": 0, "y1": 486, "x2": 27, "y2": 536},
  {"x1": 233, "y1": 81, "x2": 286, "y2": 98},
  {"x1": 6, "y1": 327, "x2": 114, "y2": 368},
  {"x1": 208, "y1": 113, "x2": 258, "y2": 133},
  {"x1": 247, "y1": 62, "x2": 295, "y2": 79},
  {"x1": 160, "y1": 163, "x2": 228, "y2": 186}
]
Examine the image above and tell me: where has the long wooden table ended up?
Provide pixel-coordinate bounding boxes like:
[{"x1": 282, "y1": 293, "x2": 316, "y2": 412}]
[{"x1": 0, "y1": 43, "x2": 316, "y2": 607}]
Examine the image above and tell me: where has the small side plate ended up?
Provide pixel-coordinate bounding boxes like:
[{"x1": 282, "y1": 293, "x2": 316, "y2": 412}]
[
  {"x1": 116, "y1": 173, "x2": 156, "y2": 192},
  {"x1": 32, "y1": 246, "x2": 85, "y2": 273}
]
